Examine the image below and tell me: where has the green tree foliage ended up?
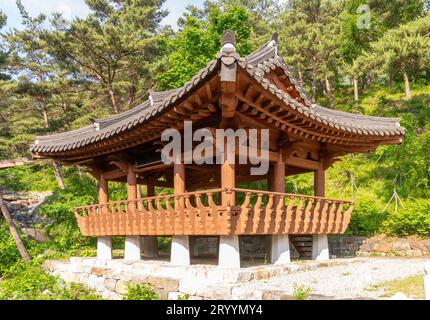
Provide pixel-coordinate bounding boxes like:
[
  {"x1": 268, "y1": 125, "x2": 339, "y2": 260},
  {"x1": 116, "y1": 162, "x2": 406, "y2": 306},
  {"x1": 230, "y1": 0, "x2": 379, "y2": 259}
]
[
  {"x1": 351, "y1": 14, "x2": 430, "y2": 99},
  {"x1": 277, "y1": 0, "x2": 344, "y2": 107},
  {"x1": 383, "y1": 199, "x2": 430, "y2": 237},
  {"x1": 42, "y1": 0, "x2": 169, "y2": 114},
  {"x1": 156, "y1": 2, "x2": 252, "y2": 89}
]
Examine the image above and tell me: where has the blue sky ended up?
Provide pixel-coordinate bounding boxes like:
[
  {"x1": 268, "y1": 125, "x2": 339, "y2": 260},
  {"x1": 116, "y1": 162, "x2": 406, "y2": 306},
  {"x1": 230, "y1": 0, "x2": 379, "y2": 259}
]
[{"x1": 0, "y1": 0, "x2": 204, "y2": 31}]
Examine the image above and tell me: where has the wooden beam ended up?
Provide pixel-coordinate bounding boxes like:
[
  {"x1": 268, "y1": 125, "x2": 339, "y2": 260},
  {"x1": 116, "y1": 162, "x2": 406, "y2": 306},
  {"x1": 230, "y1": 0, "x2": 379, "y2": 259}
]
[{"x1": 284, "y1": 156, "x2": 322, "y2": 170}]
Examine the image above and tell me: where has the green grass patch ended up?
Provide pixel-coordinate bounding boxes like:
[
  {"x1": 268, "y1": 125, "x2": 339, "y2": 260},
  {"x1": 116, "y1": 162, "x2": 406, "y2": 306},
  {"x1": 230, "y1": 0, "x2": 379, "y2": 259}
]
[{"x1": 367, "y1": 274, "x2": 425, "y2": 299}]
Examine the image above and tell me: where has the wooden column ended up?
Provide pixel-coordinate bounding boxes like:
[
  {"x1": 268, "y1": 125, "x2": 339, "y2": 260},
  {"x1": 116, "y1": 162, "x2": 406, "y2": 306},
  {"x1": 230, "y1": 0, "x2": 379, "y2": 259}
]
[
  {"x1": 98, "y1": 174, "x2": 108, "y2": 204},
  {"x1": 124, "y1": 166, "x2": 141, "y2": 260},
  {"x1": 219, "y1": 138, "x2": 240, "y2": 268},
  {"x1": 127, "y1": 166, "x2": 137, "y2": 201},
  {"x1": 221, "y1": 158, "x2": 235, "y2": 206},
  {"x1": 314, "y1": 168, "x2": 325, "y2": 197},
  {"x1": 312, "y1": 167, "x2": 329, "y2": 260},
  {"x1": 273, "y1": 152, "x2": 285, "y2": 193},
  {"x1": 174, "y1": 162, "x2": 185, "y2": 206},
  {"x1": 171, "y1": 162, "x2": 190, "y2": 266},
  {"x1": 97, "y1": 173, "x2": 112, "y2": 260},
  {"x1": 142, "y1": 179, "x2": 158, "y2": 258},
  {"x1": 271, "y1": 149, "x2": 290, "y2": 264}
]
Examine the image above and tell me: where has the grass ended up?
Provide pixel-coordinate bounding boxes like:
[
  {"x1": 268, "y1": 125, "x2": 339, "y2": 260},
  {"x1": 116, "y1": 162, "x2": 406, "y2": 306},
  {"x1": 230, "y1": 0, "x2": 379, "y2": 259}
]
[{"x1": 366, "y1": 274, "x2": 425, "y2": 299}]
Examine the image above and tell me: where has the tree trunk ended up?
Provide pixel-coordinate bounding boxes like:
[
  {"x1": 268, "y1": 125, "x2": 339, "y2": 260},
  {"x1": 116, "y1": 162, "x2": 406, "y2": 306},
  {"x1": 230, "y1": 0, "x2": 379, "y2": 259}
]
[
  {"x1": 403, "y1": 71, "x2": 411, "y2": 99},
  {"x1": 40, "y1": 97, "x2": 49, "y2": 129},
  {"x1": 353, "y1": 78, "x2": 359, "y2": 101},
  {"x1": 108, "y1": 87, "x2": 119, "y2": 114},
  {"x1": 325, "y1": 76, "x2": 334, "y2": 109},
  {"x1": 311, "y1": 80, "x2": 316, "y2": 101},
  {"x1": 0, "y1": 190, "x2": 31, "y2": 262},
  {"x1": 297, "y1": 64, "x2": 304, "y2": 86},
  {"x1": 52, "y1": 162, "x2": 65, "y2": 190}
]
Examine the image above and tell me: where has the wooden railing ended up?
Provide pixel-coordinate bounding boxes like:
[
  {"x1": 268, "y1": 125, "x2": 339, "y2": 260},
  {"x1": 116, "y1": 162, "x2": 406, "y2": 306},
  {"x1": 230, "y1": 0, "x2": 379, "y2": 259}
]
[{"x1": 74, "y1": 188, "x2": 353, "y2": 237}]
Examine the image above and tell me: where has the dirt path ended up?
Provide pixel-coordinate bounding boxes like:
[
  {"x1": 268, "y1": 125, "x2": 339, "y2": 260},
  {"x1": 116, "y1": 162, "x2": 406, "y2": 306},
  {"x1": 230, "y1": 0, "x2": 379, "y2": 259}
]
[{"x1": 233, "y1": 257, "x2": 427, "y2": 299}]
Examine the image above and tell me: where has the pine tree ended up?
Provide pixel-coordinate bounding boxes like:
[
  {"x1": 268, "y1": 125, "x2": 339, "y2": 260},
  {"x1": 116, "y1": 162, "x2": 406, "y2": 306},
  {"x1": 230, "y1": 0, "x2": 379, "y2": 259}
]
[
  {"x1": 42, "y1": 0, "x2": 168, "y2": 113},
  {"x1": 277, "y1": 0, "x2": 344, "y2": 108},
  {"x1": 351, "y1": 15, "x2": 430, "y2": 99}
]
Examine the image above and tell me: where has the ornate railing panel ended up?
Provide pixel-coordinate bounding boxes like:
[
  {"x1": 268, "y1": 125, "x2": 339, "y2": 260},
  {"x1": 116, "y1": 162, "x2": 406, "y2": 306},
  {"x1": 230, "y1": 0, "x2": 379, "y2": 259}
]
[{"x1": 74, "y1": 188, "x2": 353, "y2": 236}]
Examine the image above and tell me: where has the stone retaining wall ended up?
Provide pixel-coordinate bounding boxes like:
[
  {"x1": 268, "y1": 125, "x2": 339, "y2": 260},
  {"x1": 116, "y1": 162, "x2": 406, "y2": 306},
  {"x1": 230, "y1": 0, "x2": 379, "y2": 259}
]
[
  {"x1": 328, "y1": 235, "x2": 367, "y2": 257},
  {"x1": 44, "y1": 257, "x2": 354, "y2": 300},
  {"x1": 357, "y1": 236, "x2": 430, "y2": 257}
]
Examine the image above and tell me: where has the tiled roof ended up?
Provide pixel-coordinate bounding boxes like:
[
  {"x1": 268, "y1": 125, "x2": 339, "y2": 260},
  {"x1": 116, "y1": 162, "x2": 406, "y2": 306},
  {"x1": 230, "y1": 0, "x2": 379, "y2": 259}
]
[{"x1": 31, "y1": 36, "x2": 405, "y2": 155}]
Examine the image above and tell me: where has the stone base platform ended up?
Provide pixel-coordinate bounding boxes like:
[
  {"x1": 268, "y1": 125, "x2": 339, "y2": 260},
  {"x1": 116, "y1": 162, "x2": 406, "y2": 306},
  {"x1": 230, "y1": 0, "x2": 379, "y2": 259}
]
[{"x1": 44, "y1": 257, "x2": 357, "y2": 300}]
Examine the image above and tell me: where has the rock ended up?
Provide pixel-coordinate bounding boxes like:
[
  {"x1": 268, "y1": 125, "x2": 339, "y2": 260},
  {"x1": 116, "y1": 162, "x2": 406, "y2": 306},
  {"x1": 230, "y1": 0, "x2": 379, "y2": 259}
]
[
  {"x1": 406, "y1": 249, "x2": 423, "y2": 257},
  {"x1": 373, "y1": 242, "x2": 392, "y2": 253},
  {"x1": 261, "y1": 290, "x2": 283, "y2": 300},
  {"x1": 91, "y1": 267, "x2": 111, "y2": 277},
  {"x1": 104, "y1": 279, "x2": 117, "y2": 291},
  {"x1": 115, "y1": 280, "x2": 128, "y2": 294},
  {"x1": 359, "y1": 242, "x2": 374, "y2": 252},
  {"x1": 22, "y1": 228, "x2": 49, "y2": 242},
  {"x1": 393, "y1": 242, "x2": 411, "y2": 251}
]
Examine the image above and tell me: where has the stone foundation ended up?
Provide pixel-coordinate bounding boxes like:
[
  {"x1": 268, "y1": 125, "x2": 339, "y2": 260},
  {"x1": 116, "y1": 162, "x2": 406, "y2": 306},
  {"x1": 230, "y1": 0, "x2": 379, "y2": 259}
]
[
  {"x1": 44, "y1": 257, "x2": 355, "y2": 300},
  {"x1": 190, "y1": 235, "x2": 366, "y2": 259},
  {"x1": 328, "y1": 235, "x2": 367, "y2": 257}
]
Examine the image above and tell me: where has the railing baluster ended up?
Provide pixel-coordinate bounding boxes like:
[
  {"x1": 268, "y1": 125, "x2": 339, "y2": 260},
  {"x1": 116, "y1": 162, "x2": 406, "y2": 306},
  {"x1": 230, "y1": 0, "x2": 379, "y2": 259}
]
[
  {"x1": 240, "y1": 192, "x2": 251, "y2": 233},
  {"x1": 340, "y1": 203, "x2": 354, "y2": 233},
  {"x1": 303, "y1": 198, "x2": 315, "y2": 233},
  {"x1": 195, "y1": 193, "x2": 205, "y2": 235},
  {"x1": 326, "y1": 201, "x2": 338, "y2": 234},
  {"x1": 275, "y1": 195, "x2": 285, "y2": 233},
  {"x1": 334, "y1": 202, "x2": 344, "y2": 233},
  {"x1": 264, "y1": 194, "x2": 274, "y2": 233},
  {"x1": 252, "y1": 193, "x2": 263, "y2": 233},
  {"x1": 73, "y1": 188, "x2": 354, "y2": 237},
  {"x1": 284, "y1": 196, "x2": 295, "y2": 233},
  {"x1": 293, "y1": 197, "x2": 304, "y2": 233},
  {"x1": 311, "y1": 199, "x2": 322, "y2": 234},
  {"x1": 318, "y1": 200, "x2": 329, "y2": 233},
  {"x1": 207, "y1": 192, "x2": 217, "y2": 234}
]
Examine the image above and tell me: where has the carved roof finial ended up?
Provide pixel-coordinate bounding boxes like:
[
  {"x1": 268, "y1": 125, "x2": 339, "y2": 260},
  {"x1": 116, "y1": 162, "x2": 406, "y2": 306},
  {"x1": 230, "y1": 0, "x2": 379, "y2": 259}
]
[
  {"x1": 221, "y1": 30, "x2": 236, "y2": 53},
  {"x1": 272, "y1": 32, "x2": 278, "y2": 45}
]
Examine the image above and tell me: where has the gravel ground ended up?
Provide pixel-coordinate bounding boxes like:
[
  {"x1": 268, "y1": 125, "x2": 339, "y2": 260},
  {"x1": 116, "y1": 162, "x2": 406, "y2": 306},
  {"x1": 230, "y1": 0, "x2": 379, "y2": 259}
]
[{"x1": 242, "y1": 257, "x2": 428, "y2": 299}]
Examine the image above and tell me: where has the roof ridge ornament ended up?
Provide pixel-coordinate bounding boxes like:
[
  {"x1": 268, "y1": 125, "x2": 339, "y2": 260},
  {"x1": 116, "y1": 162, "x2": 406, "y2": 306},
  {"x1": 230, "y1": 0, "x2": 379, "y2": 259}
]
[
  {"x1": 268, "y1": 32, "x2": 278, "y2": 55},
  {"x1": 221, "y1": 30, "x2": 236, "y2": 54},
  {"x1": 271, "y1": 32, "x2": 278, "y2": 45}
]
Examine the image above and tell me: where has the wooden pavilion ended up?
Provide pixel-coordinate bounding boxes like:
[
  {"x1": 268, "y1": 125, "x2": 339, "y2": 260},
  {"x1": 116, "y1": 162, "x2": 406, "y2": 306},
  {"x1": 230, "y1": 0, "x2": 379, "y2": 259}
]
[{"x1": 31, "y1": 31, "x2": 405, "y2": 267}]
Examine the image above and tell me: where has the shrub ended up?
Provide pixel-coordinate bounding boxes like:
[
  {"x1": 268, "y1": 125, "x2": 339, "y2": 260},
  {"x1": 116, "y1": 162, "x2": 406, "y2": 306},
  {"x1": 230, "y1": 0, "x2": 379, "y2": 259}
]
[
  {"x1": 292, "y1": 284, "x2": 312, "y2": 300},
  {"x1": 346, "y1": 191, "x2": 387, "y2": 236},
  {"x1": 383, "y1": 199, "x2": 430, "y2": 237},
  {"x1": 123, "y1": 283, "x2": 159, "y2": 300},
  {"x1": 0, "y1": 262, "x2": 101, "y2": 300}
]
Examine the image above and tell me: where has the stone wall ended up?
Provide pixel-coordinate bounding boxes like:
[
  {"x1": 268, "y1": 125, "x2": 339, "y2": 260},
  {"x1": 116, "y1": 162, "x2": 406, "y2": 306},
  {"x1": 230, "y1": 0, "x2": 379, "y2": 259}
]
[
  {"x1": 357, "y1": 236, "x2": 430, "y2": 257},
  {"x1": 44, "y1": 257, "x2": 355, "y2": 300},
  {"x1": 191, "y1": 235, "x2": 367, "y2": 259},
  {"x1": 328, "y1": 235, "x2": 367, "y2": 258}
]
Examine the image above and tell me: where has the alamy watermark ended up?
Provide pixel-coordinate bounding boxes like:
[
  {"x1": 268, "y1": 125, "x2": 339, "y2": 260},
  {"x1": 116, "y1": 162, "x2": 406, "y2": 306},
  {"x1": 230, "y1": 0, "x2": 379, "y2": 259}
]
[
  {"x1": 357, "y1": 4, "x2": 371, "y2": 30},
  {"x1": 161, "y1": 121, "x2": 270, "y2": 175}
]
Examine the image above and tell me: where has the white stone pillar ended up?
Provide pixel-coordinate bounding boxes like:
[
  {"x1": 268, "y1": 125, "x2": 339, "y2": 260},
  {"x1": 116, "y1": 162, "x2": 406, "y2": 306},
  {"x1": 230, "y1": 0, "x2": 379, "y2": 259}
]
[
  {"x1": 124, "y1": 236, "x2": 141, "y2": 260},
  {"x1": 171, "y1": 236, "x2": 190, "y2": 266},
  {"x1": 271, "y1": 235, "x2": 291, "y2": 264},
  {"x1": 97, "y1": 236, "x2": 112, "y2": 260},
  {"x1": 424, "y1": 261, "x2": 430, "y2": 300},
  {"x1": 142, "y1": 236, "x2": 158, "y2": 258},
  {"x1": 218, "y1": 235, "x2": 240, "y2": 268},
  {"x1": 312, "y1": 234, "x2": 330, "y2": 261}
]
